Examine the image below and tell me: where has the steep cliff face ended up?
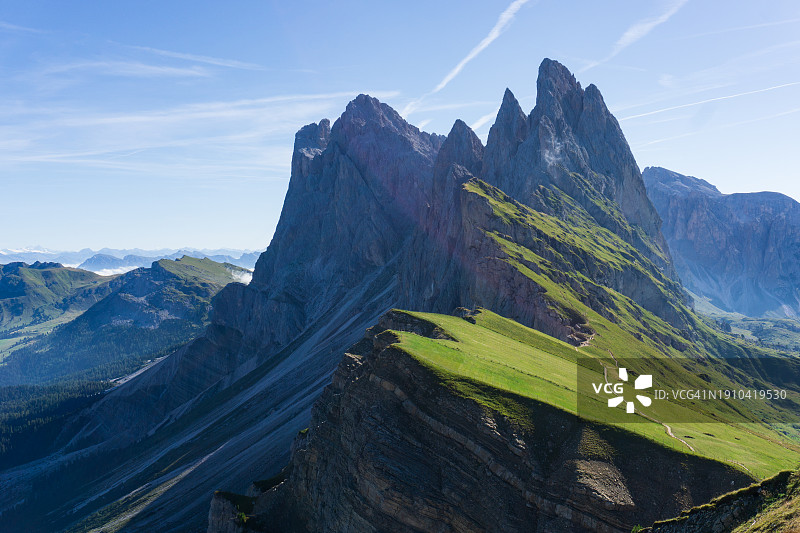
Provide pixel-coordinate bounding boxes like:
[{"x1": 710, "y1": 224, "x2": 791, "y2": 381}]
[
  {"x1": 223, "y1": 312, "x2": 749, "y2": 533},
  {"x1": 643, "y1": 166, "x2": 800, "y2": 317}
]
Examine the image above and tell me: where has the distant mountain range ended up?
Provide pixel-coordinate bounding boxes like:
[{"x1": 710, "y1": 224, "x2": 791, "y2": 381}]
[
  {"x1": 0, "y1": 256, "x2": 252, "y2": 386},
  {"x1": 0, "y1": 247, "x2": 262, "y2": 272},
  {"x1": 643, "y1": 166, "x2": 800, "y2": 318}
]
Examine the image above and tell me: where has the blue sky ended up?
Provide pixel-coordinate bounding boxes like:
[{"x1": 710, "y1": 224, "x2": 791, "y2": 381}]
[{"x1": 2, "y1": 1, "x2": 799, "y2": 250}]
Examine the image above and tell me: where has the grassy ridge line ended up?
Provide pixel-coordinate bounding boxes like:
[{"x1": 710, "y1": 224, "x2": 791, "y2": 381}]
[
  {"x1": 390, "y1": 309, "x2": 799, "y2": 478},
  {"x1": 0, "y1": 264, "x2": 118, "y2": 338},
  {"x1": 463, "y1": 178, "x2": 800, "y2": 437}
]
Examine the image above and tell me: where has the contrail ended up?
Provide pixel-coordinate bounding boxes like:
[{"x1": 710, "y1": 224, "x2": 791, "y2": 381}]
[
  {"x1": 402, "y1": 0, "x2": 531, "y2": 116},
  {"x1": 621, "y1": 82, "x2": 800, "y2": 121},
  {"x1": 471, "y1": 110, "x2": 498, "y2": 131},
  {"x1": 581, "y1": 0, "x2": 689, "y2": 73},
  {"x1": 634, "y1": 106, "x2": 800, "y2": 148}
]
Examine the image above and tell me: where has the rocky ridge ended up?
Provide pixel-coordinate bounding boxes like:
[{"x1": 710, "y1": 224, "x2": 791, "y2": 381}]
[{"x1": 643, "y1": 166, "x2": 800, "y2": 318}]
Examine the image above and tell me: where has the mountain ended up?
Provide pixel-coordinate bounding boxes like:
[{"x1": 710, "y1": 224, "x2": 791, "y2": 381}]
[
  {"x1": 78, "y1": 253, "x2": 147, "y2": 271},
  {"x1": 0, "y1": 256, "x2": 251, "y2": 470},
  {"x1": 0, "y1": 256, "x2": 250, "y2": 386},
  {"x1": 224, "y1": 251, "x2": 260, "y2": 270},
  {"x1": 0, "y1": 100, "x2": 444, "y2": 532},
  {"x1": 643, "y1": 166, "x2": 800, "y2": 318},
  {"x1": 229, "y1": 310, "x2": 763, "y2": 533},
  {"x1": 0, "y1": 262, "x2": 119, "y2": 338},
  {"x1": 2, "y1": 60, "x2": 797, "y2": 533}
]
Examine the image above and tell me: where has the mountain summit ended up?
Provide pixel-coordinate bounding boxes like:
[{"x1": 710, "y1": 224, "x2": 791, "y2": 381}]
[{"x1": 481, "y1": 59, "x2": 675, "y2": 282}]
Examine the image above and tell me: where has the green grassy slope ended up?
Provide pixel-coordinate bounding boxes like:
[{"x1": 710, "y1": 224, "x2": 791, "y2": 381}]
[
  {"x1": 381, "y1": 178, "x2": 800, "y2": 481},
  {"x1": 392, "y1": 309, "x2": 799, "y2": 479},
  {"x1": 646, "y1": 470, "x2": 800, "y2": 532},
  {"x1": 731, "y1": 471, "x2": 800, "y2": 532},
  {"x1": 0, "y1": 262, "x2": 118, "y2": 344}
]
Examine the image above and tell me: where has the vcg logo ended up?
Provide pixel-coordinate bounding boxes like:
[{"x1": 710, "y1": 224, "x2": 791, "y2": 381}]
[{"x1": 591, "y1": 367, "x2": 653, "y2": 414}]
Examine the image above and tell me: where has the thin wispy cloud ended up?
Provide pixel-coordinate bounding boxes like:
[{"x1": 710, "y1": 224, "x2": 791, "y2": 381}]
[
  {"x1": 471, "y1": 110, "x2": 498, "y2": 131},
  {"x1": 41, "y1": 60, "x2": 210, "y2": 78},
  {"x1": 401, "y1": 0, "x2": 531, "y2": 116},
  {"x1": 130, "y1": 45, "x2": 265, "y2": 70},
  {"x1": 57, "y1": 90, "x2": 401, "y2": 127},
  {"x1": 620, "y1": 82, "x2": 800, "y2": 121},
  {"x1": 0, "y1": 20, "x2": 44, "y2": 34},
  {"x1": 581, "y1": 0, "x2": 689, "y2": 73},
  {"x1": 677, "y1": 17, "x2": 800, "y2": 40},
  {"x1": 0, "y1": 90, "x2": 400, "y2": 179}
]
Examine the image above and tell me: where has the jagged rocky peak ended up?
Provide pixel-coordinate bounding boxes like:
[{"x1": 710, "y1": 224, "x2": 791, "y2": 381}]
[
  {"x1": 291, "y1": 119, "x2": 330, "y2": 180},
  {"x1": 254, "y1": 92, "x2": 446, "y2": 287},
  {"x1": 643, "y1": 166, "x2": 723, "y2": 197},
  {"x1": 482, "y1": 88, "x2": 527, "y2": 185},
  {"x1": 478, "y1": 58, "x2": 676, "y2": 280},
  {"x1": 433, "y1": 118, "x2": 484, "y2": 181},
  {"x1": 331, "y1": 93, "x2": 443, "y2": 159},
  {"x1": 534, "y1": 57, "x2": 585, "y2": 128},
  {"x1": 294, "y1": 118, "x2": 330, "y2": 154}
]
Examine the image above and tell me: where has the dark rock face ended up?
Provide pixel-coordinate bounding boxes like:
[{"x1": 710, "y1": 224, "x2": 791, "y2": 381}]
[
  {"x1": 643, "y1": 166, "x2": 800, "y2": 317},
  {"x1": 239, "y1": 312, "x2": 748, "y2": 533},
  {"x1": 480, "y1": 59, "x2": 676, "y2": 282}
]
